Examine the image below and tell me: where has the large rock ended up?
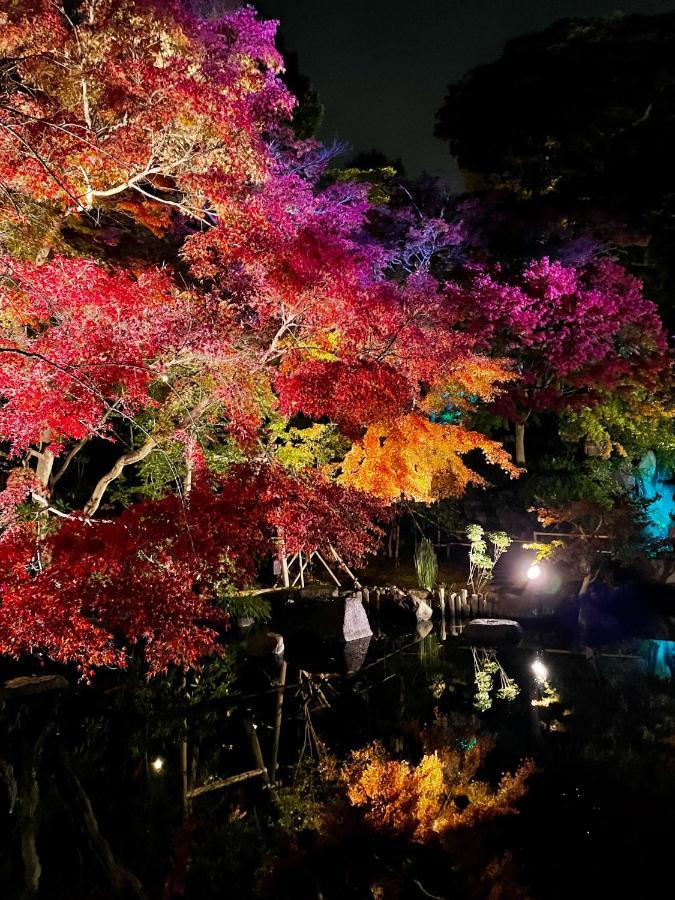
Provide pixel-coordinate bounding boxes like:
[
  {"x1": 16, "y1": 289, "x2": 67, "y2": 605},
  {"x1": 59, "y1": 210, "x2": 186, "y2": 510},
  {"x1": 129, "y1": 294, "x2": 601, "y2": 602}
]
[
  {"x1": 395, "y1": 594, "x2": 433, "y2": 622},
  {"x1": 378, "y1": 587, "x2": 433, "y2": 624},
  {"x1": 416, "y1": 621, "x2": 434, "y2": 639},
  {"x1": 343, "y1": 636, "x2": 372, "y2": 673},
  {"x1": 461, "y1": 618, "x2": 524, "y2": 646},
  {"x1": 247, "y1": 629, "x2": 285, "y2": 657},
  {"x1": 342, "y1": 595, "x2": 373, "y2": 641},
  {"x1": 280, "y1": 593, "x2": 372, "y2": 643},
  {"x1": 408, "y1": 589, "x2": 432, "y2": 603}
]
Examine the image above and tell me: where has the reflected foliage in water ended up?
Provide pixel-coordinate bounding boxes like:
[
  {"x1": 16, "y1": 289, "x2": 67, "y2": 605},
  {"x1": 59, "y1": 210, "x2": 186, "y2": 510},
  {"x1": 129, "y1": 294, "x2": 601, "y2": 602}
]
[{"x1": 1, "y1": 622, "x2": 675, "y2": 899}]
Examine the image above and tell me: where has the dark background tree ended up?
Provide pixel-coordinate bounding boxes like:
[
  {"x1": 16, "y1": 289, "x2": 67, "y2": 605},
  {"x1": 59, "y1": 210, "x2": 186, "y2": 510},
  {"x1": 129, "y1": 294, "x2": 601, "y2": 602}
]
[{"x1": 435, "y1": 11, "x2": 675, "y2": 326}]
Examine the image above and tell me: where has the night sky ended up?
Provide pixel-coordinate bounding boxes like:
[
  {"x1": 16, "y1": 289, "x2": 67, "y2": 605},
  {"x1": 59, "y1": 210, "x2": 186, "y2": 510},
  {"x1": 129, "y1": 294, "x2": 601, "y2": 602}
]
[{"x1": 255, "y1": 0, "x2": 675, "y2": 189}]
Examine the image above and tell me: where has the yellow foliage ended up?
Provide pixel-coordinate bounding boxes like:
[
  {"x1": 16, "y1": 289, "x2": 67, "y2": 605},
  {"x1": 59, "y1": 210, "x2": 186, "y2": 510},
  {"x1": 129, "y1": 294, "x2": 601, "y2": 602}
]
[
  {"x1": 342, "y1": 742, "x2": 445, "y2": 840},
  {"x1": 336, "y1": 414, "x2": 522, "y2": 503},
  {"x1": 340, "y1": 736, "x2": 535, "y2": 842}
]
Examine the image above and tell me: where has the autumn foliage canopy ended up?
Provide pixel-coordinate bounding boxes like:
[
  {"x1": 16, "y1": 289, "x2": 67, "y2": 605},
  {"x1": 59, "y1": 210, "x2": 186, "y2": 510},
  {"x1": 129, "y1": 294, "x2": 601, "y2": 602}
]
[{"x1": 0, "y1": 1, "x2": 668, "y2": 673}]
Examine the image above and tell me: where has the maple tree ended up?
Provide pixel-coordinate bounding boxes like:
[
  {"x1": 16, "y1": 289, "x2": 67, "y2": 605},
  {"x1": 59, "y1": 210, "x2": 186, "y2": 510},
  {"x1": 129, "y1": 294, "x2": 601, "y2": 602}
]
[
  {"x1": 446, "y1": 256, "x2": 669, "y2": 464},
  {"x1": 0, "y1": 1, "x2": 520, "y2": 674}
]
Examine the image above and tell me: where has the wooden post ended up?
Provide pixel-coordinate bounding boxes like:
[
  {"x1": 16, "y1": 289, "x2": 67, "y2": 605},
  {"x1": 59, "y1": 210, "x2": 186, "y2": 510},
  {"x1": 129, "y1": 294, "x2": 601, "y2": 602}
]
[
  {"x1": 329, "y1": 544, "x2": 358, "y2": 586},
  {"x1": 280, "y1": 547, "x2": 290, "y2": 589},
  {"x1": 270, "y1": 659, "x2": 287, "y2": 784},
  {"x1": 449, "y1": 591, "x2": 457, "y2": 618},
  {"x1": 180, "y1": 738, "x2": 190, "y2": 817},
  {"x1": 244, "y1": 721, "x2": 270, "y2": 787},
  {"x1": 314, "y1": 550, "x2": 342, "y2": 588},
  {"x1": 460, "y1": 588, "x2": 468, "y2": 616},
  {"x1": 362, "y1": 586, "x2": 370, "y2": 606},
  {"x1": 181, "y1": 674, "x2": 190, "y2": 818}
]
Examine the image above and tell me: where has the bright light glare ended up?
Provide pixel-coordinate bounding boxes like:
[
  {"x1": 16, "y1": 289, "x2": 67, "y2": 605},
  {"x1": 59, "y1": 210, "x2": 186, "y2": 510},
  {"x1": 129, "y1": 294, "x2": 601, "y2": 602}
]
[
  {"x1": 527, "y1": 564, "x2": 541, "y2": 580},
  {"x1": 151, "y1": 756, "x2": 164, "y2": 773},
  {"x1": 531, "y1": 658, "x2": 548, "y2": 682}
]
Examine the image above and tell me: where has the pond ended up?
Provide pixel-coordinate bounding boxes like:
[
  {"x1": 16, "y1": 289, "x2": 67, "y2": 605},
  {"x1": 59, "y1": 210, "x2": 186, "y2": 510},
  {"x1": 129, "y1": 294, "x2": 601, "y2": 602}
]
[{"x1": 1, "y1": 609, "x2": 675, "y2": 899}]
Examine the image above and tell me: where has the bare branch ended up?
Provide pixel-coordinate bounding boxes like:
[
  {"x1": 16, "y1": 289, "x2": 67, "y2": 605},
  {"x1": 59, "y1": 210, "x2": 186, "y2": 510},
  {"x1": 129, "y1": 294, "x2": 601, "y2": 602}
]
[{"x1": 83, "y1": 396, "x2": 210, "y2": 517}]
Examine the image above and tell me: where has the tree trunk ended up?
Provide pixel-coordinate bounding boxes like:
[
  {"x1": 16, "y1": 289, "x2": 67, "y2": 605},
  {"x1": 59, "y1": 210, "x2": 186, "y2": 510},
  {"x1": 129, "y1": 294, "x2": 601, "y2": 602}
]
[
  {"x1": 56, "y1": 752, "x2": 142, "y2": 896},
  {"x1": 83, "y1": 397, "x2": 209, "y2": 517},
  {"x1": 18, "y1": 756, "x2": 41, "y2": 898},
  {"x1": 35, "y1": 448, "x2": 55, "y2": 488},
  {"x1": 578, "y1": 573, "x2": 593, "y2": 596},
  {"x1": 514, "y1": 421, "x2": 526, "y2": 466}
]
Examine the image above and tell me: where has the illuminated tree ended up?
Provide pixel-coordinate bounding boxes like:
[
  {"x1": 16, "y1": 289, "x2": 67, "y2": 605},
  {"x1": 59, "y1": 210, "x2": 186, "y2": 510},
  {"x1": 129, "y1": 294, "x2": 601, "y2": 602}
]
[
  {"x1": 447, "y1": 257, "x2": 668, "y2": 464},
  {"x1": 0, "y1": 1, "x2": 520, "y2": 673}
]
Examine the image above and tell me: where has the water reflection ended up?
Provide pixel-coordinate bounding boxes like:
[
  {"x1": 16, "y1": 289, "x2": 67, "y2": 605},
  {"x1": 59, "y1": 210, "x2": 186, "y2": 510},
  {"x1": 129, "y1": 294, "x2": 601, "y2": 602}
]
[{"x1": 1, "y1": 617, "x2": 674, "y2": 899}]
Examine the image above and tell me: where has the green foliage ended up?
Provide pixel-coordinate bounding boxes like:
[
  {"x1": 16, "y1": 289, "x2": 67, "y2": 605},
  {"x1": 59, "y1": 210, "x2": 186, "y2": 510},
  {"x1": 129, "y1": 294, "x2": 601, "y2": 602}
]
[
  {"x1": 327, "y1": 162, "x2": 400, "y2": 206},
  {"x1": 184, "y1": 813, "x2": 269, "y2": 899},
  {"x1": 274, "y1": 760, "x2": 335, "y2": 833},
  {"x1": 268, "y1": 419, "x2": 349, "y2": 472},
  {"x1": 465, "y1": 524, "x2": 512, "y2": 594},
  {"x1": 525, "y1": 455, "x2": 631, "y2": 510},
  {"x1": 414, "y1": 536, "x2": 438, "y2": 591},
  {"x1": 219, "y1": 591, "x2": 271, "y2": 624},
  {"x1": 560, "y1": 394, "x2": 675, "y2": 468},
  {"x1": 472, "y1": 648, "x2": 520, "y2": 711},
  {"x1": 523, "y1": 540, "x2": 563, "y2": 564}
]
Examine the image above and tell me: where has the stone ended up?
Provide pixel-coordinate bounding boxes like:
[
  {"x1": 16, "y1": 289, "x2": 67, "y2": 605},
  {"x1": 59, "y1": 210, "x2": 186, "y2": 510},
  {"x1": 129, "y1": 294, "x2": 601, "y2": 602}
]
[
  {"x1": 461, "y1": 618, "x2": 524, "y2": 646},
  {"x1": 298, "y1": 585, "x2": 330, "y2": 599},
  {"x1": 342, "y1": 595, "x2": 373, "y2": 641},
  {"x1": 247, "y1": 630, "x2": 285, "y2": 657},
  {"x1": 409, "y1": 589, "x2": 432, "y2": 602},
  {"x1": 379, "y1": 587, "x2": 434, "y2": 624},
  {"x1": 1, "y1": 675, "x2": 68, "y2": 697},
  {"x1": 342, "y1": 636, "x2": 372, "y2": 673},
  {"x1": 280, "y1": 594, "x2": 372, "y2": 643},
  {"x1": 416, "y1": 621, "x2": 434, "y2": 639}
]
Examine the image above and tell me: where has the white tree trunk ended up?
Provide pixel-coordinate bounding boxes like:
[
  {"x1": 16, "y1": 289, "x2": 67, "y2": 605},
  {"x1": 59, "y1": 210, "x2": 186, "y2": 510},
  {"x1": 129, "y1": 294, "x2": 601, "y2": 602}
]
[{"x1": 515, "y1": 421, "x2": 526, "y2": 466}]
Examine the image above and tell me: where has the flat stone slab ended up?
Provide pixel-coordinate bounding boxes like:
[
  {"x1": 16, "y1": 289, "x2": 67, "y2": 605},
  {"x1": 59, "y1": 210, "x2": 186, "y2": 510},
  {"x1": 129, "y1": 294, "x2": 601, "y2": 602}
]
[
  {"x1": 461, "y1": 618, "x2": 524, "y2": 646},
  {"x1": 1, "y1": 675, "x2": 69, "y2": 697}
]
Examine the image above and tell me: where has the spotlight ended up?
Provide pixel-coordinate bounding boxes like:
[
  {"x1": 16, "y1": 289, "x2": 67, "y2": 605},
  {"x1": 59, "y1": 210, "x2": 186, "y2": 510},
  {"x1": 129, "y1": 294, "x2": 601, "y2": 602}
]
[
  {"x1": 527, "y1": 564, "x2": 541, "y2": 580},
  {"x1": 150, "y1": 756, "x2": 165, "y2": 774},
  {"x1": 531, "y1": 658, "x2": 548, "y2": 682}
]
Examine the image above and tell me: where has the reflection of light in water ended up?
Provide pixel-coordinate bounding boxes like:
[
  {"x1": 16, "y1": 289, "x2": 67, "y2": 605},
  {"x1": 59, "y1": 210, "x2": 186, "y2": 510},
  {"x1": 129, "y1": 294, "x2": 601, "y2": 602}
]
[
  {"x1": 636, "y1": 451, "x2": 675, "y2": 541},
  {"x1": 647, "y1": 640, "x2": 675, "y2": 680},
  {"x1": 531, "y1": 658, "x2": 548, "y2": 681}
]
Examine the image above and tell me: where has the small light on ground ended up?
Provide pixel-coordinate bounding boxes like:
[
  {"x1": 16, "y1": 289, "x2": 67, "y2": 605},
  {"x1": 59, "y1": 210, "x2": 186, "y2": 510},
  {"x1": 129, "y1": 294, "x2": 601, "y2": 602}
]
[
  {"x1": 151, "y1": 756, "x2": 164, "y2": 773},
  {"x1": 531, "y1": 658, "x2": 548, "y2": 682},
  {"x1": 527, "y1": 564, "x2": 541, "y2": 580}
]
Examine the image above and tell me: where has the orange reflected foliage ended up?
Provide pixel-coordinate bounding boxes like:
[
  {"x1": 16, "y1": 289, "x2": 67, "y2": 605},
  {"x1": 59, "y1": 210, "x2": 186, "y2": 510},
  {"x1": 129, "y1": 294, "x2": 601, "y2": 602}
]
[
  {"x1": 340, "y1": 734, "x2": 535, "y2": 841},
  {"x1": 337, "y1": 414, "x2": 523, "y2": 503}
]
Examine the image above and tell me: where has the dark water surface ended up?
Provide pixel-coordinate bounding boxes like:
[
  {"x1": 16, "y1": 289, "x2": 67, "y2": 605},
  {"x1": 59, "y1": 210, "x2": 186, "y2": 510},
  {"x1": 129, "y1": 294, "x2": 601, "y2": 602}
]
[{"x1": 1, "y1": 614, "x2": 674, "y2": 899}]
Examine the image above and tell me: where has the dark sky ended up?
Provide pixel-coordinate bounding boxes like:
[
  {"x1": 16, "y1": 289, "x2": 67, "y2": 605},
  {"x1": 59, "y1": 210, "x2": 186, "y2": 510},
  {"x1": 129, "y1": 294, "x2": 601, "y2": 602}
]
[{"x1": 256, "y1": 0, "x2": 675, "y2": 188}]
